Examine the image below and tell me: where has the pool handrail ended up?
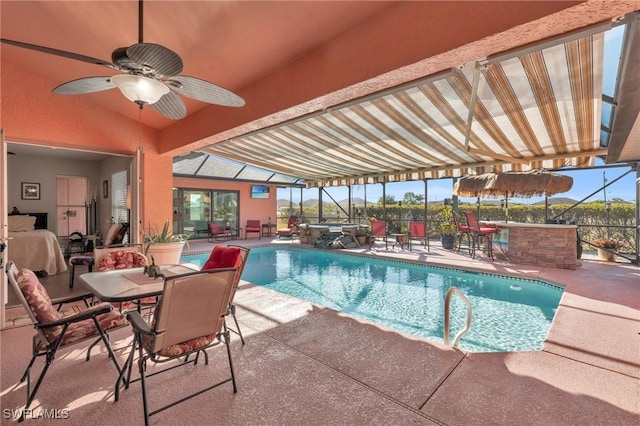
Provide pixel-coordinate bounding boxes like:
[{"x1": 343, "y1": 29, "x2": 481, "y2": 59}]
[{"x1": 444, "y1": 287, "x2": 473, "y2": 348}]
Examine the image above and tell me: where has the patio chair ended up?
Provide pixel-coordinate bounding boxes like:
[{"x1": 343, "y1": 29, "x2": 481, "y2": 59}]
[
  {"x1": 207, "y1": 222, "x2": 228, "y2": 242},
  {"x1": 409, "y1": 221, "x2": 429, "y2": 250},
  {"x1": 67, "y1": 223, "x2": 130, "y2": 288},
  {"x1": 452, "y1": 211, "x2": 472, "y2": 254},
  {"x1": 115, "y1": 268, "x2": 238, "y2": 426},
  {"x1": 201, "y1": 245, "x2": 250, "y2": 344},
  {"x1": 370, "y1": 220, "x2": 388, "y2": 249},
  {"x1": 245, "y1": 220, "x2": 261, "y2": 239},
  {"x1": 94, "y1": 244, "x2": 153, "y2": 312},
  {"x1": 277, "y1": 215, "x2": 299, "y2": 239},
  {"x1": 6, "y1": 261, "x2": 126, "y2": 421},
  {"x1": 66, "y1": 231, "x2": 86, "y2": 257},
  {"x1": 463, "y1": 211, "x2": 499, "y2": 260}
]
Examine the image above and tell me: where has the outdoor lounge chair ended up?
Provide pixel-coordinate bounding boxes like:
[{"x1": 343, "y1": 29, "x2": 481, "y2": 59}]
[
  {"x1": 6, "y1": 261, "x2": 126, "y2": 421},
  {"x1": 463, "y1": 211, "x2": 499, "y2": 260},
  {"x1": 201, "y1": 245, "x2": 251, "y2": 344},
  {"x1": 115, "y1": 268, "x2": 238, "y2": 426},
  {"x1": 370, "y1": 220, "x2": 388, "y2": 249},
  {"x1": 409, "y1": 221, "x2": 429, "y2": 250},
  {"x1": 277, "y1": 215, "x2": 299, "y2": 239}
]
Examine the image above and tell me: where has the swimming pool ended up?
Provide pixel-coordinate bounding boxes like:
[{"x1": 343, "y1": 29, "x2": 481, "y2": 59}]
[{"x1": 182, "y1": 246, "x2": 563, "y2": 352}]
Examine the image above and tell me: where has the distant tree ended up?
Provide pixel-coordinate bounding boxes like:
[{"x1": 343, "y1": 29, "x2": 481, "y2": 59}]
[
  {"x1": 377, "y1": 195, "x2": 396, "y2": 204},
  {"x1": 403, "y1": 192, "x2": 424, "y2": 205}
]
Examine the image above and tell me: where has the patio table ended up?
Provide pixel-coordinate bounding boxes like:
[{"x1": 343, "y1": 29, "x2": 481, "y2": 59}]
[
  {"x1": 389, "y1": 233, "x2": 409, "y2": 251},
  {"x1": 79, "y1": 264, "x2": 198, "y2": 303}
]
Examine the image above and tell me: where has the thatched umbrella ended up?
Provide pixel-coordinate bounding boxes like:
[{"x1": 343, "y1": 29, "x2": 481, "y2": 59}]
[
  {"x1": 492, "y1": 170, "x2": 573, "y2": 198},
  {"x1": 453, "y1": 170, "x2": 573, "y2": 221}
]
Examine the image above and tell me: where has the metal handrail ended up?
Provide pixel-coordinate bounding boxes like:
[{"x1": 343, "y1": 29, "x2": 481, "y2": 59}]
[{"x1": 444, "y1": 287, "x2": 473, "y2": 348}]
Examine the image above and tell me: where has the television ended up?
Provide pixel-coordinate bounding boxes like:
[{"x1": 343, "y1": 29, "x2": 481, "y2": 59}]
[{"x1": 251, "y1": 185, "x2": 270, "y2": 199}]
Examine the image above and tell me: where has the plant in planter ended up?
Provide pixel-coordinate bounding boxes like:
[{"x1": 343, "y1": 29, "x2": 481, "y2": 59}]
[
  {"x1": 436, "y1": 206, "x2": 457, "y2": 249},
  {"x1": 593, "y1": 237, "x2": 624, "y2": 250},
  {"x1": 143, "y1": 221, "x2": 192, "y2": 265},
  {"x1": 355, "y1": 225, "x2": 371, "y2": 246},
  {"x1": 593, "y1": 237, "x2": 624, "y2": 262}
]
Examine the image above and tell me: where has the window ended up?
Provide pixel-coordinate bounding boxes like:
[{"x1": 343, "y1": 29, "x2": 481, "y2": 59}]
[
  {"x1": 56, "y1": 176, "x2": 88, "y2": 236},
  {"x1": 111, "y1": 170, "x2": 128, "y2": 224}
]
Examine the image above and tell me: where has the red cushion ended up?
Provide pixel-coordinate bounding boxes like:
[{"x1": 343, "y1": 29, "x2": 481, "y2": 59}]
[{"x1": 202, "y1": 246, "x2": 241, "y2": 270}]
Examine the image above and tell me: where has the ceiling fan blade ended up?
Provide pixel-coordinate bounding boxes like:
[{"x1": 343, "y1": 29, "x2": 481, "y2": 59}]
[
  {"x1": 126, "y1": 43, "x2": 183, "y2": 77},
  {"x1": 53, "y1": 77, "x2": 116, "y2": 95},
  {"x1": 149, "y1": 90, "x2": 187, "y2": 119},
  {"x1": 166, "y1": 76, "x2": 245, "y2": 107},
  {"x1": 1, "y1": 38, "x2": 117, "y2": 70}
]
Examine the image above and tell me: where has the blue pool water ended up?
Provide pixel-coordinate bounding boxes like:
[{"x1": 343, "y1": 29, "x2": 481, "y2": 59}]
[{"x1": 182, "y1": 246, "x2": 563, "y2": 352}]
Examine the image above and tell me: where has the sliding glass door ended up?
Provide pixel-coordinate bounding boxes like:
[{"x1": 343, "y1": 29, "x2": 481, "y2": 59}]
[{"x1": 173, "y1": 188, "x2": 238, "y2": 238}]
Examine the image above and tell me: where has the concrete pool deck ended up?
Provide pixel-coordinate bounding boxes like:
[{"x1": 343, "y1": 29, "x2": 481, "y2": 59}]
[{"x1": 1, "y1": 236, "x2": 638, "y2": 424}]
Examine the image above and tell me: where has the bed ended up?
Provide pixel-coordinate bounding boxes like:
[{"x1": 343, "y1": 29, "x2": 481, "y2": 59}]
[{"x1": 8, "y1": 214, "x2": 67, "y2": 275}]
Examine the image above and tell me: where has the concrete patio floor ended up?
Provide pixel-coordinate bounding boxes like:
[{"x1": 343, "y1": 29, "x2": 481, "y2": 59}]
[{"x1": 2, "y1": 235, "x2": 638, "y2": 424}]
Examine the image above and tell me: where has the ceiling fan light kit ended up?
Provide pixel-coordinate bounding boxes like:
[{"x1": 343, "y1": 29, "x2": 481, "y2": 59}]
[{"x1": 111, "y1": 74, "x2": 169, "y2": 106}]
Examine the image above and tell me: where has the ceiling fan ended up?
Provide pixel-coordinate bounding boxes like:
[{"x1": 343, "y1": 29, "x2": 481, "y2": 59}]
[{"x1": 0, "y1": 0, "x2": 245, "y2": 120}]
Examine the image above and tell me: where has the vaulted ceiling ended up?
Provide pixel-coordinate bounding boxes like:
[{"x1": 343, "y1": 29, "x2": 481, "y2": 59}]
[{"x1": 2, "y1": 1, "x2": 639, "y2": 187}]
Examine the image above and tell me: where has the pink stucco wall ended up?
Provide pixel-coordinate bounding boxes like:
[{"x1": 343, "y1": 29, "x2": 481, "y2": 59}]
[
  {"x1": 2, "y1": 61, "x2": 174, "y2": 232},
  {"x1": 172, "y1": 177, "x2": 277, "y2": 229}
]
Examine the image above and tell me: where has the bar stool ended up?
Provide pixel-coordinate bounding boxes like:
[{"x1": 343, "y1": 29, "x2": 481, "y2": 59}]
[
  {"x1": 68, "y1": 253, "x2": 95, "y2": 288},
  {"x1": 67, "y1": 231, "x2": 86, "y2": 257}
]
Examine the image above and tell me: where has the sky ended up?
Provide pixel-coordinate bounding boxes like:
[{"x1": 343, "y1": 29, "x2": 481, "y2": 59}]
[{"x1": 278, "y1": 160, "x2": 637, "y2": 205}]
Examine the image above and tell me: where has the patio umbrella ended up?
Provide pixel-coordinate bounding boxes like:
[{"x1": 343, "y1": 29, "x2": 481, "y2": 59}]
[{"x1": 453, "y1": 170, "x2": 573, "y2": 221}]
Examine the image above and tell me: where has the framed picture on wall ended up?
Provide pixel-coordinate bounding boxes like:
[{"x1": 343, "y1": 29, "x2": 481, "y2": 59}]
[
  {"x1": 21, "y1": 182, "x2": 40, "y2": 200},
  {"x1": 103, "y1": 180, "x2": 109, "y2": 198}
]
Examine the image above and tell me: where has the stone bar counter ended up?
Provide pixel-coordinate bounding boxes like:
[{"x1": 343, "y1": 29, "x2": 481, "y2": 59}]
[{"x1": 484, "y1": 221, "x2": 578, "y2": 270}]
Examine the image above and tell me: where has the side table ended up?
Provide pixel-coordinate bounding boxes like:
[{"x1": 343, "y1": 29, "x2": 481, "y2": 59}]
[{"x1": 262, "y1": 223, "x2": 277, "y2": 237}]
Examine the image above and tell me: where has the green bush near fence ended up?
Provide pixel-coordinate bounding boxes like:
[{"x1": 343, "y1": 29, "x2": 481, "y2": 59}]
[{"x1": 279, "y1": 201, "x2": 636, "y2": 254}]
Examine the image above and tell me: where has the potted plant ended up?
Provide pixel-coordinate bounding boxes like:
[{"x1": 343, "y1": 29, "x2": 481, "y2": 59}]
[
  {"x1": 355, "y1": 225, "x2": 371, "y2": 246},
  {"x1": 437, "y1": 206, "x2": 457, "y2": 250},
  {"x1": 593, "y1": 237, "x2": 624, "y2": 262},
  {"x1": 143, "y1": 221, "x2": 192, "y2": 265}
]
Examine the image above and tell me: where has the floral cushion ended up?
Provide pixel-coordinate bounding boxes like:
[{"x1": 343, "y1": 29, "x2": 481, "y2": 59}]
[
  {"x1": 143, "y1": 332, "x2": 217, "y2": 358},
  {"x1": 17, "y1": 268, "x2": 126, "y2": 349},
  {"x1": 97, "y1": 250, "x2": 147, "y2": 271},
  {"x1": 17, "y1": 269, "x2": 63, "y2": 338}
]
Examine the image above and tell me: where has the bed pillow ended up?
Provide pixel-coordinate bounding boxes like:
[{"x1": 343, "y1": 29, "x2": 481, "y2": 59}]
[{"x1": 8, "y1": 215, "x2": 37, "y2": 232}]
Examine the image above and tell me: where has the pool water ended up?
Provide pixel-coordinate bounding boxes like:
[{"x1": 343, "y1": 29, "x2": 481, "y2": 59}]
[{"x1": 182, "y1": 246, "x2": 563, "y2": 352}]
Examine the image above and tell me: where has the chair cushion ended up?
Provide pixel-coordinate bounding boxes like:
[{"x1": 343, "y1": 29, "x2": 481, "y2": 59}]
[
  {"x1": 17, "y1": 269, "x2": 126, "y2": 347},
  {"x1": 17, "y1": 269, "x2": 63, "y2": 336},
  {"x1": 277, "y1": 227, "x2": 293, "y2": 235},
  {"x1": 202, "y1": 246, "x2": 241, "y2": 270},
  {"x1": 104, "y1": 223, "x2": 123, "y2": 246},
  {"x1": 97, "y1": 250, "x2": 147, "y2": 271},
  {"x1": 69, "y1": 254, "x2": 95, "y2": 266},
  {"x1": 35, "y1": 303, "x2": 126, "y2": 350},
  {"x1": 144, "y1": 334, "x2": 217, "y2": 358}
]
